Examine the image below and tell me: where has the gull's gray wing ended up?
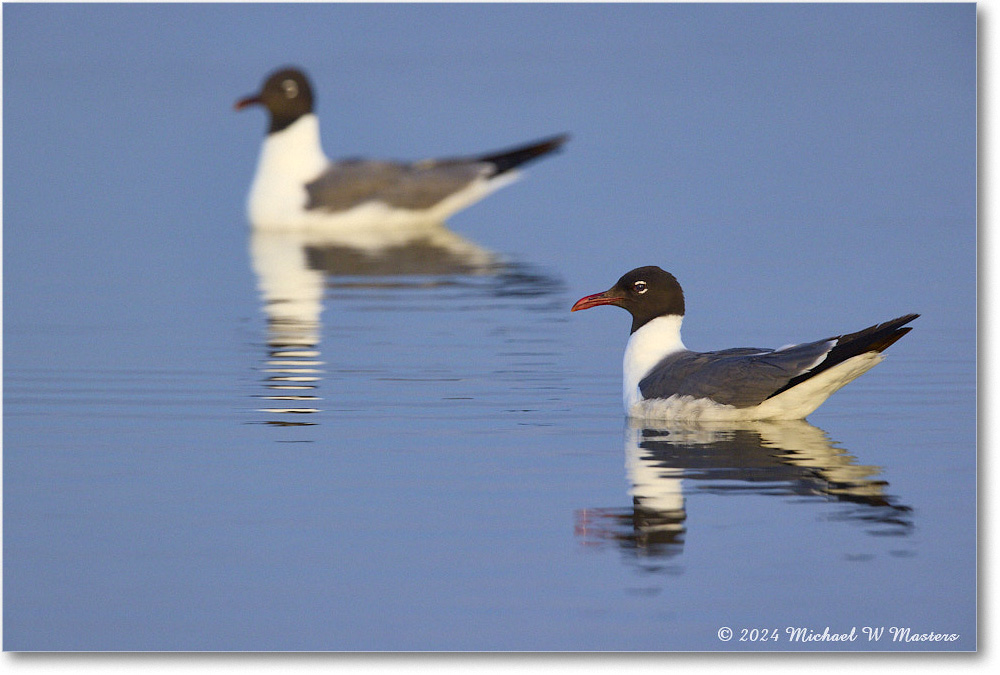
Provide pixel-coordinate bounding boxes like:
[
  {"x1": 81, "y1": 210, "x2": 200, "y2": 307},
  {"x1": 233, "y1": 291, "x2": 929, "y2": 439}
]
[
  {"x1": 305, "y1": 159, "x2": 488, "y2": 212},
  {"x1": 304, "y1": 135, "x2": 569, "y2": 213},
  {"x1": 638, "y1": 340, "x2": 835, "y2": 408}
]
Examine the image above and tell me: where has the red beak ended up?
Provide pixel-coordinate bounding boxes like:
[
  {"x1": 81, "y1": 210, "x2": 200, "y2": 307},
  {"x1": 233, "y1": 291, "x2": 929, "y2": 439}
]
[
  {"x1": 571, "y1": 289, "x2": 624, "y2": 312},
  {"x1": 234, "y1": 94, "x2": 262, "y2": 111}
]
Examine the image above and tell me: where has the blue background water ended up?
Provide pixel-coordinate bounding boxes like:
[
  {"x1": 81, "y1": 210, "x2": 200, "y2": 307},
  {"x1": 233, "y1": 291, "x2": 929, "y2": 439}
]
[{"x1": 3, "y1": 3, "x2": 976, "y2": 651}]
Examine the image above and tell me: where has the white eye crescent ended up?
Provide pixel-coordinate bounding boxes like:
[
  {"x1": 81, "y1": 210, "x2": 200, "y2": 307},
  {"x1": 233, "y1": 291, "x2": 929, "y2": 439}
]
[
  {"x1": 633, "y1": 281, "x2": 648, "y2": 294},
  {"x1": 282, "y1": 79, "x2": 299, "y2": 98}
]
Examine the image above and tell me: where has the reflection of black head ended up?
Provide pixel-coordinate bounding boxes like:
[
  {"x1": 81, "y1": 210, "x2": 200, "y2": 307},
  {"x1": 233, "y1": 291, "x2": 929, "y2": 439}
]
[
  {"x1": 236, "y1": 67, "x2": 316, "y2": 134},
  {"x1": 575, "y1": 506, "x2": 686, "y2": 562}
]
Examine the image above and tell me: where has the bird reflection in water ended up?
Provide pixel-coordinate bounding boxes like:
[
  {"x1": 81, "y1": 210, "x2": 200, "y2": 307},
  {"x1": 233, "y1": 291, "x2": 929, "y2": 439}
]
[
  {"x1": 575, "y1": 419, "x2": 913, "y2": 566},
  {"x1": 248, "y1": 226, "x2": 561, "y2": 426}
]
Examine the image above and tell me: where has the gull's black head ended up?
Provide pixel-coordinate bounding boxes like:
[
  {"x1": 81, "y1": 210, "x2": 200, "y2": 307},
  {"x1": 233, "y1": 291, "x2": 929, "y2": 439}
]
[
  {"x1": 571, "y1": 266, "x2": 685, "y2": 334},
  {"x1": 235, "y1": 67, "x2": 315, "y2": 134}
]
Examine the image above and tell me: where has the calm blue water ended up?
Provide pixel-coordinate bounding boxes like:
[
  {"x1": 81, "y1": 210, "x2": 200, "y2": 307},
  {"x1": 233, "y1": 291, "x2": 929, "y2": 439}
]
[{"x1": 3, "y1": 3, "x2": 976, "y2": 651}]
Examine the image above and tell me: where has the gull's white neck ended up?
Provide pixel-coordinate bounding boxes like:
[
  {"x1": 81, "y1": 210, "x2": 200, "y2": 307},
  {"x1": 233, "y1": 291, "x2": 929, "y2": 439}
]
[
  {"x1": 623, "y1": 314, "x2": 686, "y2": 410},
  {"x1": 248, "y1": 114, "x2": 329, "y2": 227}
]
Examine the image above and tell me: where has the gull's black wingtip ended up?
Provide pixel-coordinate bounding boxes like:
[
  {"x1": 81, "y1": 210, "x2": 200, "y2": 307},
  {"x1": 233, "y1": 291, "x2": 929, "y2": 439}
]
[
  {"x1": 834, "y1": 312, "x2": 920, "y2": 356},
  {"x1": 480, "y1": 133, "x2": 571, "y2": 176}
]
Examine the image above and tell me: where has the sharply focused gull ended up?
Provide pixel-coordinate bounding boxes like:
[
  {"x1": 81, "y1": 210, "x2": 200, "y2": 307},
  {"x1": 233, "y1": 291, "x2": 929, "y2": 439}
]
[
  {"x1": 236, "y1": 67, "x2": 569, "y2": 231},
  {"x1": 571, "y1": 266, "x2": 918, "y2": 421}
]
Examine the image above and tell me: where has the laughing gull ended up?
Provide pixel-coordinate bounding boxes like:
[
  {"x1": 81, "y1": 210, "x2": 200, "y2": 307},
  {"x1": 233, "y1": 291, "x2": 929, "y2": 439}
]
[
  {"x1": 571, "y1": 266, "x2": 918, "y2": 421},
  {"x1": 235, "y1": 67, "x2": 569, "y2": 230}
]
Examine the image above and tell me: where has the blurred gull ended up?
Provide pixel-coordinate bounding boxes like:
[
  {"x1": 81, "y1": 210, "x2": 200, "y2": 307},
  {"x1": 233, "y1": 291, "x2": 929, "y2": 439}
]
[{"x1": 236, "y1": 67, "x2": 568, "y2": 231}]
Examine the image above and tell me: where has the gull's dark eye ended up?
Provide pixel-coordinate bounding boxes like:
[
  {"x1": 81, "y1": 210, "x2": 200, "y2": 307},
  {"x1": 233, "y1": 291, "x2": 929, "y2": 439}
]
[
  {"x1": 282, "y1": 79, "x2": 299, "y2": 98},
  {"x1": 633, "y1": 281, "x2": 648, "y2": 294}
]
